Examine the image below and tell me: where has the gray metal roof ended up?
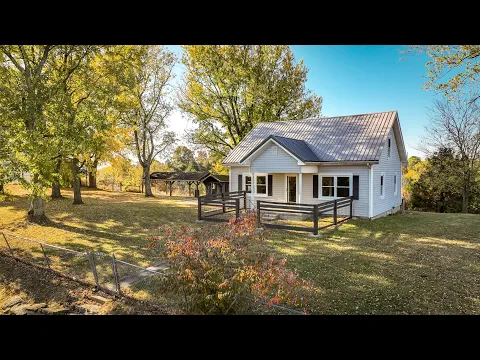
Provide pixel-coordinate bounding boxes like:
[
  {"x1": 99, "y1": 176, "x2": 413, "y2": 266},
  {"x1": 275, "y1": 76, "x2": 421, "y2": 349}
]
[
  {"x1": 241, "y1": 135, "x2": 320, "y2": 162},
  {"x1": 223, "y1": 111, "x2": 399, "y2": 164},
  {"x1": 149, "y1": 171, "x2": 210, "y2": 181},
  {"x1": 148, "y1": 171, "x2": 229, "y2": 183}
]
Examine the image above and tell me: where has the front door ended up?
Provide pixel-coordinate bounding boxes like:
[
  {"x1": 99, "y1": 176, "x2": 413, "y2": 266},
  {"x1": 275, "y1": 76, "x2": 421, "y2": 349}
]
[{"x1": 287, "y1": 176, "x2": 297, "y2": 203}]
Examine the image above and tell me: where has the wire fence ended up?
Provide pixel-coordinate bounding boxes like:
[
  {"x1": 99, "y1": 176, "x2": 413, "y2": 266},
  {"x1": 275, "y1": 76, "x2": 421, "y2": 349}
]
[{"x1": 0, "y1": 231, "x2": 305, "y2": 315}]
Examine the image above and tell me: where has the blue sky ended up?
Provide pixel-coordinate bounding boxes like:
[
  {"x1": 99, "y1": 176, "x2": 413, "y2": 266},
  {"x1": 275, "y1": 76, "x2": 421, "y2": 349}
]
[{"x1": 165, "y1": 45, "x2": 437, "y2": 158}]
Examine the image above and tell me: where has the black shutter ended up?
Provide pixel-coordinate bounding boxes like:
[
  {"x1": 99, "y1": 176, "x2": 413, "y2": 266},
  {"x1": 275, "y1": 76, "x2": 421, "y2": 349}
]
[
  {"x1": 238, "y1": 174, "x2": 243, "y2": 191},
  {"x1": 313, "y1": 175, "x2": 318, "y2": 198},
  {"x1": 268, "y1": 174, "x2": 273, "y2": 196},
  {"x1": 353, "y1": 175, "x2": 359, "y2": 200}
]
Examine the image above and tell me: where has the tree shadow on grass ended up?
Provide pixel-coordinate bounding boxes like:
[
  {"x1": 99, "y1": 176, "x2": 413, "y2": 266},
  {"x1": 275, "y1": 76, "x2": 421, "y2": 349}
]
[{"x1": 267, "y1": 214, "x2": 480, "y2": 314}]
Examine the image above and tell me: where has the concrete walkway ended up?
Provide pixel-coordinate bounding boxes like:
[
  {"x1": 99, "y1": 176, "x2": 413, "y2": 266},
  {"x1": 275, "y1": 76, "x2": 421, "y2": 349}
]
[
  {"x1": 104, "y1": 260, "x2": 169, "y2": 292},
  {"x1": 119, "y1": 261, "x2": 169, "y2": 287}
]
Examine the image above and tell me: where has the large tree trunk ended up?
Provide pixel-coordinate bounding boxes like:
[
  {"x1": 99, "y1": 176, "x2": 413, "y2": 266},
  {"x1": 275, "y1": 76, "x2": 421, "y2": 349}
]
[
  {"x1": 143, "y1": 164, "x2": 153, "y2": 197},
  {"x1": 51, "y1": 158, "x2": 63, "y2": 199},
  {"x1": 71, "y1": 158, "x2": 84, "y2": 205},
  {"x1": 28, "y1": 174, "x2": 47, "y2": 222},
  {"x1": 88, "y1": 158, "x2": 98, "y2": 189}
]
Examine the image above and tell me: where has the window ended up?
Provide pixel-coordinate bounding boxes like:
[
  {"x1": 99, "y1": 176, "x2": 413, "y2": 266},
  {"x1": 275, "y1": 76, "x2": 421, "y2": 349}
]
[
  {"x1": 245, "y1": 175, "x2": 252, "y2": 193},
  {"x1": 336, "y1": 177, "x2": 350, "y2": 197},
  {"x1": 256, "y1": 174, "x2": 267, "y2": 194},
  {"x1": 394, "y1": 173, "x2": 397, "y2": 195},
  {"x1": 387, "y1": 137, "x2": 391, "y2": 159},
  {"x1": 320, "y1": 175, "x2": 352, "y2": 198},
  {"x1": 380, "y1": 173, "x2": 385, "y2": 199},
  {"x1": 322, "y1": 176, "x2": 334, "y2": 197}
]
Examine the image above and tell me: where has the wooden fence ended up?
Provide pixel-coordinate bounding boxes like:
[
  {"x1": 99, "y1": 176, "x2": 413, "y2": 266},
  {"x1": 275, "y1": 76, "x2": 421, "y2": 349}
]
[
  {"x1": 257, "y1": 196, "x2": 354, "y2": 235},
  {"x1": 197, "y1": 190, "x2": 247, "y2": 222}
]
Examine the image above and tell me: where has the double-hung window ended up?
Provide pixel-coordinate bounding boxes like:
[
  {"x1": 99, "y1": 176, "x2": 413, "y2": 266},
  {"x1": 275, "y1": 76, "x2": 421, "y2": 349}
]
[
  {"x1": 244, "y1": 174, "x2": 252, "y2": 193},
  {"x1": 255, "y1": 174, "x2": 267, "y2": 195},
  {"x1": 320, "y1": 175, "x2": 352, "y2": 198}
]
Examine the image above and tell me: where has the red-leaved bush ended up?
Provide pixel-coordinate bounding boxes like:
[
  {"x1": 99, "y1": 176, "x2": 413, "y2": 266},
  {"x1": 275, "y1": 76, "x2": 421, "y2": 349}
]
[{"x1": 147, "y1": 213, "x2": 309, "y2": 314}]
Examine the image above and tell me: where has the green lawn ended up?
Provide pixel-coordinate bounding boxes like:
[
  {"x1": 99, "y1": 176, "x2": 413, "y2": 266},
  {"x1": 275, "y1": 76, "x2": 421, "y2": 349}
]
[{"x1": 1, "y1": 184, "x2": 480, "y2": 314}]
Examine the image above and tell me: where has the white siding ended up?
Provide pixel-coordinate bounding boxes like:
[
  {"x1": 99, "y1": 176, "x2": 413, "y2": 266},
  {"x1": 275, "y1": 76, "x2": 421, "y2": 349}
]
[
  {"x1": 229, "y1": 164, "x2": 370, "y2": 217},
  {"x1": 372, "y1": 127, "x2": 402, "y2": 217},
  {"x1": 301, "y1": 166, "x2": 370, "y2": 218},
  {"x1": 250, "y1": 142, "x2": 301, "y2": 173}
]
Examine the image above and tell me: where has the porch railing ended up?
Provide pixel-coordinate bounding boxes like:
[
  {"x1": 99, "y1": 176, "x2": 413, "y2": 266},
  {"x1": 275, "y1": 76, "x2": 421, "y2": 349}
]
[
  {"x1": 197, "y1": 190, "x2": 247, "y2": 222},
  {"x1": 257, "y1": 196, "x2": 354, "y2": 235}
]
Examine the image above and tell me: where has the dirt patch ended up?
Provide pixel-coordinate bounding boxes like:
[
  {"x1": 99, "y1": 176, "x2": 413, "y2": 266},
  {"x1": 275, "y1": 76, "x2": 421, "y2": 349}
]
[{"x1": 0, "y1": 252, "x2": 175, "y2": 315}]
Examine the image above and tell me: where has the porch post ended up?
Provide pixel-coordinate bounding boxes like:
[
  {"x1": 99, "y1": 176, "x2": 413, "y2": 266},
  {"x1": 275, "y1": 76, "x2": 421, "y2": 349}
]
[
  {"x1": 298, "y1": 172, "x2": 303, "y2": 204},
  {"x1": 251, "y1": 172, "x2": 255, "y2": 210}
]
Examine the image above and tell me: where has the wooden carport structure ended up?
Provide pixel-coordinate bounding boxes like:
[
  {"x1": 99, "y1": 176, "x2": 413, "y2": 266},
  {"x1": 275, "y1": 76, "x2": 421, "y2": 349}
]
[{"x1": 147, "y1": 171, "x2": 229, "y2": 197}]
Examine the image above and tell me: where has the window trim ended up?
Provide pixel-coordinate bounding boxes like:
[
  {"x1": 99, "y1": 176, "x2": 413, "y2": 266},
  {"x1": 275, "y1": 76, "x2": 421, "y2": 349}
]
[
  {"x1": 319, "y1": 173, "x2": 353, "y2": 200},
  {"x1": 387, "y1": 136, "x2": 391, "y2": 159},
  {"x1": 242, "y1": 173, "x2": 252, "y2": 194},
  {"x1": 394, "y1": 172, "x2": 398, "y2": 196},
  {"x1": 254, "y1": 173, "x2": 269, "y2": 197},
  {"x1": 380, "y1": 172, "x2": 385, "y2": 199}
]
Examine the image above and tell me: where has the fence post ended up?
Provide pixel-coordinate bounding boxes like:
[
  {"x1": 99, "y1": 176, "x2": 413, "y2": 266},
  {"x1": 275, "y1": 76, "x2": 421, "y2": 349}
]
[
  {"x1": 111, "y1": 254, "x2": 121, "y2": 294},
  {"x1": 222, "y1": 192, "x2": 226, "y2": 213},
  {"x1": 39, "y1": 243, "x2": 51, "y2": 269},
  {"x1": 313, "y1": 204, "x2": 319, "y2": 236},
  {"x1": 333, "y1": 200, "x2": 338, "y2": 225},
  {"x1": 235, "y1": 198, "x2": 240, "y2": 220},
  {"x1": 1, "y1": 233, "x2": 13, "y2": 255},
  {"x1": 257, "y1": 200, "x2": 261, "y2": 227},
  {"x1": 350, "y1": 196, "x2": 353, "y2": 219},
  {"x1": 198, "y1": 196, "x2": 202, "y2": 221},
  {"x1": 87, "y1": 251, "x2": 99, "y2": 287},
  {"x1": 402, "y1": 198, "x2": 405, "y2": 215},
  {"x1": 243, "y1": 191, "x2": 247, "y2": 211}
]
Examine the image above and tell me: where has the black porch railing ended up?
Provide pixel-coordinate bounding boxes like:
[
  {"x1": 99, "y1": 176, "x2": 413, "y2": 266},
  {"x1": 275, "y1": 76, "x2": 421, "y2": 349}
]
[
  {"x1": 197, "y1": 191, "x2": 247, "y2": 222},
  {"x1": 257, "y1": 196, "x2": 354, "y2": 235}
]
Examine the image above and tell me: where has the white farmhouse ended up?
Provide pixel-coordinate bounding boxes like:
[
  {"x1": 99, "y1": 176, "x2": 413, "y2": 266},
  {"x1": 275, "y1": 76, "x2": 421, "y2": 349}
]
[{"x1": 222, "y1": 111, "x2": 407, "y2": 219}]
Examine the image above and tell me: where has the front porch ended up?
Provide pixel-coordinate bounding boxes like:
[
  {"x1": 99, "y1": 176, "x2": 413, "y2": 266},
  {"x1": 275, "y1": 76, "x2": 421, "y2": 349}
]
[
  {"x1": 197, "y1": 190, "x2": 353, "y2": 235},
  {"x1": 240, "y1": 171, "x2": 356, "y2": 211}
]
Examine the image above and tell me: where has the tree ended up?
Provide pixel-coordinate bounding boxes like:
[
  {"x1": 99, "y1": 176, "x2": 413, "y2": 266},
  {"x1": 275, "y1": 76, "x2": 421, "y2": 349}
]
[
  {"x1": 47, "y1": 45, "x2": 101, "y2": 204},
  {"x1": 0, "y1": 45, "x2": 56, "y2": 221},
  {"x1": 404, "y1": 46, "x2": 480, "y2": 101},
  {"x1": 408, "y1": 148, "x2": 463, "y2": 213},
  {"x1": 422, "y1": 95, "x2": 480, "y2": 212},
  {"x1": 167, "y1": 146, "x2": 199, "y2": 171},
  {"x1": 121, "y1": 46, "x2": 177, "y2": 197},
  {"x1": 195, "y1": 150, "x2": 211, "y2": 172},
  {"x1": 178, "y1": 45, "x2": 322, "y2": 158}
]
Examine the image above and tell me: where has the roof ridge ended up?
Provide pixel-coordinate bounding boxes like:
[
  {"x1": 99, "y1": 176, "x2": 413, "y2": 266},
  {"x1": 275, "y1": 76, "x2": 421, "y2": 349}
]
[{"x1": 257, "y1": 110, "x2": 398, "y2": 125}]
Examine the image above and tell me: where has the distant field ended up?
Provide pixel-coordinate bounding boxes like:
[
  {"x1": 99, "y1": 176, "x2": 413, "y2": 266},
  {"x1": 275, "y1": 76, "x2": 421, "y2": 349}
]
[{"x1": 1, "y1": 183, "x2": 480, "y2": 314}]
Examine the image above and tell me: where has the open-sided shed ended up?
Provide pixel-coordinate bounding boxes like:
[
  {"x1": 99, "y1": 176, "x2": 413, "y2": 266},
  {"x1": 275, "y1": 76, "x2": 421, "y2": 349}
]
[{"x1": 147, "y1": 171, "x2": 229, "y2": 197}]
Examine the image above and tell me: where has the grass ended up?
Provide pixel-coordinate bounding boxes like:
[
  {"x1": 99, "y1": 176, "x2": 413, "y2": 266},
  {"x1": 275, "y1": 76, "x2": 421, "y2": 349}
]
[{"x1": 1, "y1": 183, "x2": 480, "y2": 314}]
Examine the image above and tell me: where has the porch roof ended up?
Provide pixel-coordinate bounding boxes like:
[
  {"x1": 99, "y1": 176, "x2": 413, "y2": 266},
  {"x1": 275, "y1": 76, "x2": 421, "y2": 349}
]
[{"x1": 240, "y1": 135, "x2": 321, "y2": 163}]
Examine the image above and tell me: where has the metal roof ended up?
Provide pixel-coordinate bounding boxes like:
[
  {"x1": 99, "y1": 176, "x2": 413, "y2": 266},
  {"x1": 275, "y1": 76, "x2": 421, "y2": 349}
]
[
  {"x1": 223, "y1": 111, "x2": 401, "y2": 164},
  {"x1": 148, "y1": 171, "x2": 229, "y2": 182},
  {"x1": 149, "y1": 171, "x2": 210, "y2": 181},
  {"x1": 241, "y1": 135, "x2": 320, "y2": 163}
]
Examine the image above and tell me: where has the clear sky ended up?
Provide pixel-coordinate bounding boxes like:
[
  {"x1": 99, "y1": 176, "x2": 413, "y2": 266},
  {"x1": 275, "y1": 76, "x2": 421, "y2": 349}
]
[{"x1": 165, "y1": 45, "x2": 437, "y2": 159}]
